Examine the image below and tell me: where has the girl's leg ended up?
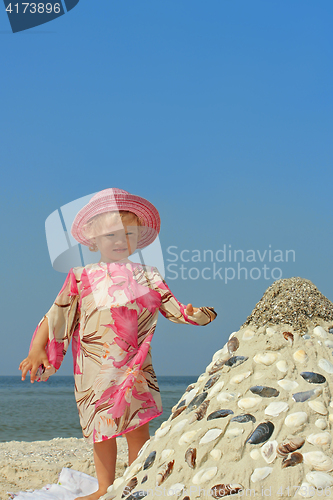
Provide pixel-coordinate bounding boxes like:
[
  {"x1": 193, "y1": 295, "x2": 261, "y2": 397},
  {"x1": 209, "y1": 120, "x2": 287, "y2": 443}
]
[
  {"x1": 75, "y1": 438, "x2": 117, "y2": 500},
  {"x1": 125, "y1": 422, "x2": 150, "y2": 466}
]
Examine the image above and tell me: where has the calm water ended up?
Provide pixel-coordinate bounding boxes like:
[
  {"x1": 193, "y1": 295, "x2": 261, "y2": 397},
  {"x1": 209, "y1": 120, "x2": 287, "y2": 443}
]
[{"x1": 0, "y1": 376, "x2": 197, "y2": 442}]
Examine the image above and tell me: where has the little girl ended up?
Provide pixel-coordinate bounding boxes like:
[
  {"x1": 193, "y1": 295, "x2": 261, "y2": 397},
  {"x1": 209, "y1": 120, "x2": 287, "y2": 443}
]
[{"x1": 19, "y1": 188, "x2": 217, "y2": 500}]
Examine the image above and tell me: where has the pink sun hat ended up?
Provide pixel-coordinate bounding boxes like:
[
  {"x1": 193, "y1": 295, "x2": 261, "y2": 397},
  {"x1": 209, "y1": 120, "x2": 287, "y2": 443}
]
[{"x1": 71, "y1": 188, "x2": 161, "y2": 249}]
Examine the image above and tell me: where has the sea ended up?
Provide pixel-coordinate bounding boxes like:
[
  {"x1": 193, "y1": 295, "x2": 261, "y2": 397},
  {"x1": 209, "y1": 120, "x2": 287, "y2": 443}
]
[{"x1": 0, "y1": 376, "x2": 197, "y2": 443}]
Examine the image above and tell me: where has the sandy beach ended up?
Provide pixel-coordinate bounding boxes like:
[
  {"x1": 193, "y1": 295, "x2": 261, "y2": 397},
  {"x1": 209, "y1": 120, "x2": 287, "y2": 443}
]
[{"x1": 0, "y1": 437, "x2": 128, "y2": 499}]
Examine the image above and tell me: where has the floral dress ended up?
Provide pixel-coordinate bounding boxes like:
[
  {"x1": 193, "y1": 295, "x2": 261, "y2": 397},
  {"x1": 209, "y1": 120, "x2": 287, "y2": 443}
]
[{"x1": 31, "y1": 261, "x2": 217, "y2": 444}]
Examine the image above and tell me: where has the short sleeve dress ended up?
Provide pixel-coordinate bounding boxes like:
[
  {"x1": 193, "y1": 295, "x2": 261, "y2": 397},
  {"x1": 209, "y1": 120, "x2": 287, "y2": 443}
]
[{"x1": 31, "y1": 261, "x2": 217, "y2": 444}]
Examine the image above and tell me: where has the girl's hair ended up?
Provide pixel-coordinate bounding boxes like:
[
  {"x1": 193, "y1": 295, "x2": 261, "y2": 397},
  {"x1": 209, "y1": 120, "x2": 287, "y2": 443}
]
[{"x1": 82, "y1": 210, "x2": 143, "y2": 252}]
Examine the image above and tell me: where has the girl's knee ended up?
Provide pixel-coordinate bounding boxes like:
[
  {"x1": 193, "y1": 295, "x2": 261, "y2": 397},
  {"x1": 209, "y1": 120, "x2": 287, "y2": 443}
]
[{"x1": 126, "y1": 423, "x2": 150, "y2": 441}]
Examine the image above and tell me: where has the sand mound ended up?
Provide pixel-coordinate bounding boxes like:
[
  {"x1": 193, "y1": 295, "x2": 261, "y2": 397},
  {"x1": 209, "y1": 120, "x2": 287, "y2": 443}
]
[{"x1": 103, "y1": 278, "x2": 333, "y2": 500}]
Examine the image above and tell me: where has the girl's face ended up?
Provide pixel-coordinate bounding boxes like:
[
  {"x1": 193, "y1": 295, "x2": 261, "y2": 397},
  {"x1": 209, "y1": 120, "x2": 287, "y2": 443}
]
[{"x1": 91, "y1": 214, "x2": 141, "y2": 263}]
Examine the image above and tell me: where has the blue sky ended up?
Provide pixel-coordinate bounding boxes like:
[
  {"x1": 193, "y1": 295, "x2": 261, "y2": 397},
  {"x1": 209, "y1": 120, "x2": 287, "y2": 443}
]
[{"x1": 0, "y1": 0, "x2": 332, "y2": 377}]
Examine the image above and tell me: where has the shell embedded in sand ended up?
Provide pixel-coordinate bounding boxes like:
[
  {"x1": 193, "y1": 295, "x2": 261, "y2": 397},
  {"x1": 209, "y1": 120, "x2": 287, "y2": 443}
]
[
  {"x1": 308, "y1": 400, "x2": 328, "y2": 415},
  {"x1": 199, "y1": 428, "x2": 223, "y2": 445},
  {"x1": 207, "y1": 409, "x2": 233, "y2": 420},
  {"x1": 156, "y1": 460, "x2": 175, "y2": 486},
  {"x1": 166, "y1": 483, "x2": 185, "y2": 496},
  {"x1": 250, "y1": 449, "x2": 261, "y2": 460},
  {"x1": 210, "y1": 449, "x2": 222, "y2": 461},
  {"x1": 124, "y1": 462, "x2": 143, "y2": 479},
  {"x1": 281, "y1": 452, "x2": 303, "y2": 468},
  {"x1": 242, "y1": 329, "x2": 255, "y2": 340},
  {"x1": 300, "y1": 371, "x2": 326, "y2": 384},
  {"x1": 261, "y1": 440, "x2": 278, "y2": 463},
  {"x1": 170, "y1": 419, "x2": 189, "y2": 434},
  {"x1": 210, "y1": 484, "x2": 244, "y2": 498},
  {"x1": 227, "y1": 336, "x2": 239, "y2": 355},
  {"x1": 306, "y1": 471, "x2": 333, "y2": 488},
  {"x1": 318, "y1": 358, "x2": 333, "y2": 374},
  {"x1": 254, "y1": 352, "x2": 278, "y2": 366},
  {"x1": 303, "y1": 451, "x2": 333, "y2": 471},
  {"x1": 217, "y1": 392, "x2": 238, "y2": 403},
  {"x1": 306, "y1": 432, "x2": 332, "y2": 446},
  {"x1": 250, "y1": 386, "x2": 279, "y2": 398},
  {"x1": 278, "y1": 379, "x2": 299, "y2": 391},
  {"x1": 285, "y1": 412, "x2": 308, "y2": 428},
  {"x1": 161, "y1": 449, "x2": 175, "y2": 461},
  {"x1": 325, "y1": 340, "x2": 333, "y2": 348},
  {"x1": 292, "y1": 387, "x2": 322, "y2": 402},
  {"x1": 250, "y1": 467, "x2": 273, "y2": 483},
  {"x1": 266, "y1": 327, "x2": 277, "y2": 336},
  {"x1": 204, "y1": 375, "x2": 220, "y2": 391},
  {"x1": 112, "y1": 477, "x2": 125, "y2": 489},
  {"x1": 246, "y1": 422, "x2": 274, "y2": 444},
  {"x1": 238, "y1": 397, "x2": 261, "y2": 410},
  {"x1": 192, "y1": 466, "x2": 217, "y2": 484},
  {"x1": 184, "y1": 448, "x2": 196, "y2": 469},
  {"x1": 313, "y1": 326, "x2": 328, "y2": 338},
  {"x1": 265, "y1": 401, "x2": 289, "y2": 417},
  {"x1": 276, "y1": 360, "x2": 288, "y2": 372},
  {"x1": 212, "y1": 347, "x2": 228, "y2": 362},
  {"x1": 277, "y1": 437, "x2": 305, "y2": 456},
  {"x1": 143, "y1": 451, "x2": 156, "y2": 470},
  {"x1": 293, "y1": 349, "x2": 308, "y2": 363},
  {"x1": 184, "y1": 388, "x2": 198, "y2": 405},
  {"x1": 208, "y1": 381, "x2": 225, "y2": 397},
  {"x1": 230, "y1": 371, "x2": 252, "y2": 384},
  {"x1": 315, "y1": 418, "x2": 327, "y2": 430},
  {"x1": 225, "y1": 427, "x2": 244, "y2": 439},
  {"x1": 178, "y1": 430, "x2": 199, "y2": 445},
  {"x1": 297, "y1": 482, "x2": 314, "y2": 498}
]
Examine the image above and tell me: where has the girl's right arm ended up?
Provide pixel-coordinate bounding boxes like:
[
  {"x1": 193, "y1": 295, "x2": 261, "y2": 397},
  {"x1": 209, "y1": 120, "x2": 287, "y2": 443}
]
[{"x1": 19, "y1": 317, "x2": 52, "y2": 383}]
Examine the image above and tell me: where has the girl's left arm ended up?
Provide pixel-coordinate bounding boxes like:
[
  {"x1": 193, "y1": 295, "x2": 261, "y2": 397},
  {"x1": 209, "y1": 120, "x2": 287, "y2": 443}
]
[{"x1": 151, "y1": 267, "x2": 217, "y2": 325}]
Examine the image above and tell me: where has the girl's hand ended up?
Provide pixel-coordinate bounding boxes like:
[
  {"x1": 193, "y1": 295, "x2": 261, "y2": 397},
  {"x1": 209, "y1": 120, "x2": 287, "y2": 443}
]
[
  {"x1": 19, "y1": 347, "x2": 51, "y2": 383},
  {"x1": 186, "y1": 303, "x2": 199, "y2": 315}
]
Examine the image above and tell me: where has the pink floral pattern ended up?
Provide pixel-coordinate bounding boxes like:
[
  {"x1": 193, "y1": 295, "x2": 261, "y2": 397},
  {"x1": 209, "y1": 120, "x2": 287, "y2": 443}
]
[{"x1": 31, "y1": 262, "x2": 217, "y2": 444}]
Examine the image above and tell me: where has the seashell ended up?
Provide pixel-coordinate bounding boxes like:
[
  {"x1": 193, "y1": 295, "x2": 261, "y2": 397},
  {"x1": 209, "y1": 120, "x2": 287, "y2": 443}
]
[
  {"x1": 210, "y1": 449, "x2": 222, "y2": 461},
  {"x1": 281, "y1": 452, "x2": 303, "y2": 468},
  {"x1": 225, "y1": 427, "x2": 244, "y2": 438},
  {"x1": 253, "y1": 371, "x2": 264, "y2": 380},
  {"x1": 183, "y1": 388, "x2": 198, "y2": 405},
  {"x1": 265, "y1": 401, "x2": 289, "y2": 417},
  {"x1": 208, "y1": 359, "x2": 228, "y2": 375},
  {"x1": 277, "y1": 437, "x2": 305, "y2": 457},
  {"x1": 231, "y1": 413, "x2": 256, "y2": 423},
  {"x1": 330, "y1": 328, "x2": 333, "y2": 334},
  {"x1": 124, "y1": 462, "x2": 143, "y2": 479},
  {"x1": 285, "y1": 412, "x2": 308, "y2": 427},
  {"x1": 198, "y1": 373, "x2": 206, "y2": 382},
  {"x1": 212, "y1": 347, "x2": 228, "y2": 362},
  {"x1": 242, "y1": 328, "x2": 255, "y2": 340},
  {"x1": 171, "y1": 406, "x2": 187, "y2": 420},
  {"x1": 122, "y1": 477, "x2": 138, "y2": 497},
  {"x1": 166, "y1": 483, "x2": 184, "y2": 496},
  {"x1": 227, "y1": 337, "x2": 239, "y2": 355},
  {"x1": 250, "y1": 449, "x2": 261, "y2": 460},
  {"x1": 254, "y1": 352, "x2": 278, "y2": 366},
  {"x1": 210, "y1": 484, "x2": 243, "y2": 498},
  {"x1": 306, "y1": 471, "x2": 333, "y2": 489},
  {"x1": 324, "y1": 340, "x2": 333, "y2": 348},
  {"x1": 175, "y1": 399, "x2": 186, "y2": 411},
  {"x1": 207, "y1": 409, "x2": 234, "y2": 420},
  {"x1": 238, "y1": 397, "x2": 261, "y2": 410},
  {"x1": 143, "y1": 451, "x2": 156, "y2": 470},
  {"x1": 303, "y1": 451, "x2": 333, "y2": 471},
  {"x1": 113, "y1": 477, "x2": 125, "y2": 489},
  {"x1": 185, "y1": 383, "x2": 195, "y2": 393},
  {"x1": 141, "y1": 475, "x2": 148, "y2": 484},
  {"x1": 292, "y1": 388, "x2": 322, "y2": 402},
  {"x1": 155, "y1": 425, "x2": 171, "y2": 440},
  {"x1": 230, "y1": 371, "x2": 252, "y2": 384},
  {"x1": 199, "y1": 428, "x2": 223, "y2": 445},
  {"x1": 204, "y1": 375, "x2": 220, "y2": 391},
  {"x1": 156, "y1": 460, "x2": 175, "y2": 486},
  {"x1": 297, "y1": 482, "x2": 314, "y2": 498},
  {"x1": 330, "y1": 413, "x2": 333, "y2": 423},
  {"x1": 178, "y1": 430, "x2": 199, "y2": 445},
  {"x1": 278, "y1": 379, "x2": 299, "y2": 391},
  {"x1": 171, "y1": 419, "x2": 189, "y2": 434},
  {"x1": 266, "y1": 327, "x2": 276, "y2": 336},
  {"x1": 313, "y1": 326, "x2": 328, "y2": 338},
  {"x1": 186, "y1": 392, "x2": 208, "y2": 412},
  {"x1": 138, "y1": 440, "x2": 150, "y2": 457},
  {"x1": 161, "y1": 449, "x2": 175, "y2": 461},
  {"x1": 300, "y1": 371, "x2": 326, "y2": 384},
  {"x1": 250, "y1": 467, "x2": 273, "y2": 483},
  {"x1": 276, "y1": 360, "x2": 288, "y2": 372},
  {"x1": 192, "y1": 466, "x2": 217, "y2": 485},
  {"x1": 185, "y1": 448, "x2": 196, "y2": 469},
  {"x1": 283, "y1": 331, "x2": 294, "y2": 345},
  {"x1": 217, "y1": 392, "x2": 237, "y2": 403},
  {"x1": 126, "y1": 491, "x2": 148, "y2": 500},
  {"x1": 225, "y1": 355, "x2": 248, "y2": 368},
  {"x1": 188, "y1": 401, "x2": 210, "y2": 423},
  {"x1": 318, "y1": 358, "x2": 333, "y2": 374},
  {"x1": 208, "y1": 381, "x2": 225, "y2": 398},
  {"x1": 315, "y1": 418, "x2": 327, "y2": 430},
  {"x1": 307, "y1": 432, "x2": 331, "y2": 446},
  {"x1": 249, "y1": 386, "x2": 279, "y2": 398},
  {"x1": 308, "y1": 400, "x2": 327, "y2": 415},
  {"x1": 303, "y1": 334, "x2": 311, "y2": 339},
  {"x1": 293, "y1": 349, "x2": 308, "y2": 363},
  {"x1": 246, "y1": 421, "x2": 274, "y2": 444},
  {"x1": 261, "y1": 440, "x2": 278, "y2": 463}
]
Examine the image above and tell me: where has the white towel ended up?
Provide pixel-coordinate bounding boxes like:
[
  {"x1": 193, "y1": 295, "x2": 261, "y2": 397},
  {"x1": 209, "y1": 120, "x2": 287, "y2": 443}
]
[{"x1": 9, "y1": 468, "x2": 99, "y2": 500}]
